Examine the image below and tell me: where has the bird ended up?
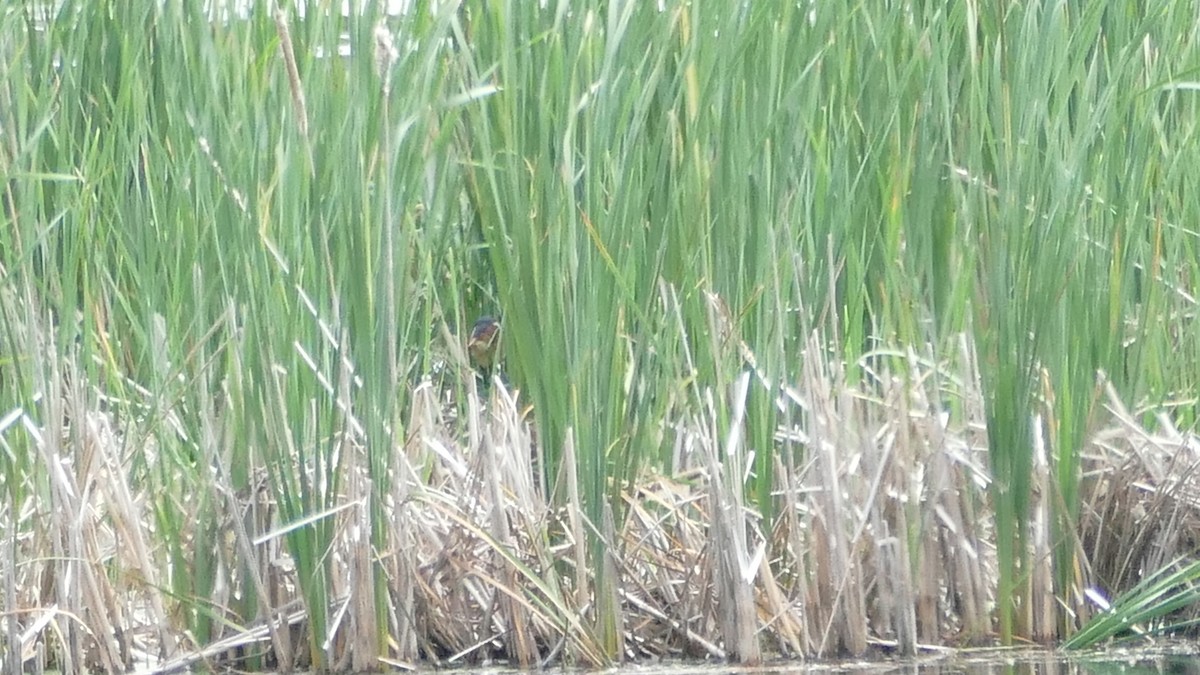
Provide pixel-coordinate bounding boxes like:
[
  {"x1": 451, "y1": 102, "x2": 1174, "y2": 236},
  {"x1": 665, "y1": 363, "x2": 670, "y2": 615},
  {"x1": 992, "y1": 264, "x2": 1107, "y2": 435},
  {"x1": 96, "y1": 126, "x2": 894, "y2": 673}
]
[{"x1": 467, "y1": 315, "x2": 502, "y2": 371}]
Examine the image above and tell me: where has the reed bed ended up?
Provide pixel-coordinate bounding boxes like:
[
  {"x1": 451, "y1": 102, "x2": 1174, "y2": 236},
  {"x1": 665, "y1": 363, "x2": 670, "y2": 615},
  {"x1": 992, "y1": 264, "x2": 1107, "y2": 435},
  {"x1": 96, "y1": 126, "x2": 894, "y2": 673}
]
[
  {"x1": 4, "y1": 315, "x2": 1200, "y2": 671},
  {"x1": 4, "y1": 0, "x2": 1200, "y2": 672}
]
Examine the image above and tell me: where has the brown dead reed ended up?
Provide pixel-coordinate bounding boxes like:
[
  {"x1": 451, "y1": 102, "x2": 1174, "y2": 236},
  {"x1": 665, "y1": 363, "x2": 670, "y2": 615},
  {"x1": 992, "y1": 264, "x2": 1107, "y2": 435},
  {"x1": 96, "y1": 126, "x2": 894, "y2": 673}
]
[{"x1": 2, "y1": 313, "x2": 1199, "y2": 672}]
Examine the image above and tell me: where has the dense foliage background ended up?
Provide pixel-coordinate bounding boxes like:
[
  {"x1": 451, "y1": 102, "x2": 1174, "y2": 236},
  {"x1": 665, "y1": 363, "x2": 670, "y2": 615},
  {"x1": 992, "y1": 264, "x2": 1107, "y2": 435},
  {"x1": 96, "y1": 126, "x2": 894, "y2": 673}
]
[{"x1": 2, "y1": 0, "x2": 1199, "y2": 670}]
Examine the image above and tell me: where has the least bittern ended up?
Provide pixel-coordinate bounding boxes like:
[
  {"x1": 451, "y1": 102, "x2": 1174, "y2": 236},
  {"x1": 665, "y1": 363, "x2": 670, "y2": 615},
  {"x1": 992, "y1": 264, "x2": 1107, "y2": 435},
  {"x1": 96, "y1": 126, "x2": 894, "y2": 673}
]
[{"x1": 467, "y1": 315, "x2": 502, "y2": 371}]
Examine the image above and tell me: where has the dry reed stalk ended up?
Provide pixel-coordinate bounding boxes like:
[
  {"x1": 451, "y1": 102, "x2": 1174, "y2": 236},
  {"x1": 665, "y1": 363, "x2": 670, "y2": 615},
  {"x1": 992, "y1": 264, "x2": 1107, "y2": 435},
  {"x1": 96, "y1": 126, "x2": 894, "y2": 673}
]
[
  {"x1": 3, "y1": 489, "x2": 15, "y2": 675},
  {"x1": 84, "y1": 408, "x2": 179, "y2": 661},
  {"x1": 869, "y1": 373, "x2": 917, "y2": 654},
  {"x1": 37, "y1": 345, "x2": 121, "y2": 672},
  {"x1": 601, "y1": 502, "x2": 625, "y2": 659},
  {"x1": 322, "y1": 330, "x2": 379, "y2": 672},
  {"x1": 775, "y1": 453, "x2": 816, "y2": 653},
  {"x1": 907, "y1": 353, "x2": 959, "y2": 643},
  {"x1": 273, "y1": 9, "x2": 309, "y2": 140},
  {"x1": 385, "y1": 485, "x2": 419, "y2": 664},
  {"x1": 802, "y1": 331, "x2": 869, "y2": 656},
  {"x1": 1029, "y1": 407, "x2": 1056, "y2": 642},
  {"x1": 480, "y1": 390, "x2": 536, "y2": 666},
  {"x1": 701, "y1": 374, "x2": 759, "y2": 664},
  {"x1": 755, "y1": 548, "x2": 804, "y2": 656},
  {"x1": 948, "y1": 333, "x2": 994, "y2": 642},
  {"x1": 388, "y1": 382, "x2": 443, "y2": 664},
  {"x1": 0, "y1": 347, "x2": 26, "y2": 669},
  {"x1": 559, "y1": 429, "x2": 590, "y2": 658},
  {"x1": 345, "y1": 467, "x2": 378, "y2": 670}
]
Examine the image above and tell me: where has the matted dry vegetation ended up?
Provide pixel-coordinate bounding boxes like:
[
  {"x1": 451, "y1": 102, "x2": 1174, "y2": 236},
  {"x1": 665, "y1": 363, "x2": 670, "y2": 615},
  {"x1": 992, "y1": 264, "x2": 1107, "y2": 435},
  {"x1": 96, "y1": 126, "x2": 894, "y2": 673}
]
[{"x1": 4, "y1": 312, "x2": 1198, "y2": 672}]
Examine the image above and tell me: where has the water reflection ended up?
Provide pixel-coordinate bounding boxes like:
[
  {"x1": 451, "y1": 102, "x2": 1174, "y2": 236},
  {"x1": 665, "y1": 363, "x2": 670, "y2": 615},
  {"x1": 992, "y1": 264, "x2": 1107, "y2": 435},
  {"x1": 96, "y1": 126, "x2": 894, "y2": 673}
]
[
  {"x1": 828, "y1": 647, "x2": 1200, "y2": 675},
  {"x1": 593, "y1": 644, "x2": 1200, "y2": 675}
]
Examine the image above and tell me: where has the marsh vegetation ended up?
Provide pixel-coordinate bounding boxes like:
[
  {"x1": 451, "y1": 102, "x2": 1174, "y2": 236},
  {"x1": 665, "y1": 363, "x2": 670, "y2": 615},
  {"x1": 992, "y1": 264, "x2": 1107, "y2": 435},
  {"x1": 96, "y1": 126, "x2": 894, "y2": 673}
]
[{"x1": 3, "y1": 1, "x2": 1200, "y2": 672}]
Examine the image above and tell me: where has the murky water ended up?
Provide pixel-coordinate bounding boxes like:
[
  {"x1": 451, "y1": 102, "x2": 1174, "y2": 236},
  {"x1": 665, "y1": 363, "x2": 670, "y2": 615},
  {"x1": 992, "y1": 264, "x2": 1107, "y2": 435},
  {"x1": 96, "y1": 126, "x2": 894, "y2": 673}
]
[
  {"x1": 451, "y1": 644, "x2": 1200, "y2": 675},
  {"x1": 606, "y1": 645, "x2": 1200, "y2": 674}
]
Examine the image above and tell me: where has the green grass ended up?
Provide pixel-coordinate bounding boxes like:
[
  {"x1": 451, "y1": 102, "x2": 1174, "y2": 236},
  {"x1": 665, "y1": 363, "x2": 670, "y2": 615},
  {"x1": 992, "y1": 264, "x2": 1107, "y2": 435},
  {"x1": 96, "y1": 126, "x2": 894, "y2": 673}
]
[{"x1": 2, "y1": 0, "x2": 1200, "y2": 669}]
